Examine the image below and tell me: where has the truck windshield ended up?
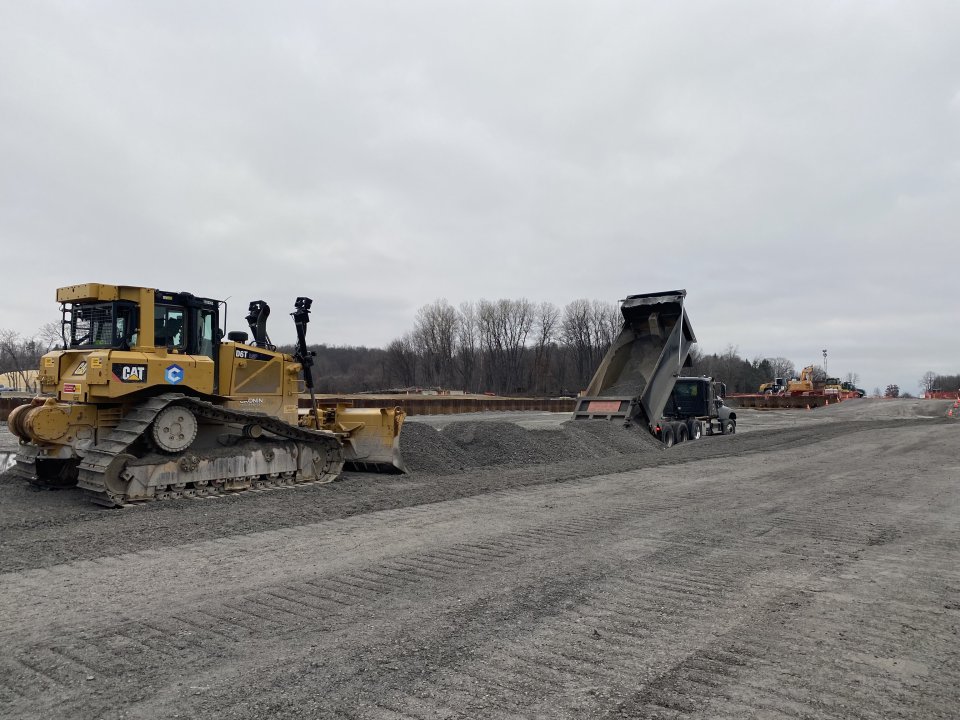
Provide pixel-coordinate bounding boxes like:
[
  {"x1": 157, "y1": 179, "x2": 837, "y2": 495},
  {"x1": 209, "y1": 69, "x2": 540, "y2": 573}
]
[{"x1": 64, "y1": 302, "x2": 137, "y2": 349}]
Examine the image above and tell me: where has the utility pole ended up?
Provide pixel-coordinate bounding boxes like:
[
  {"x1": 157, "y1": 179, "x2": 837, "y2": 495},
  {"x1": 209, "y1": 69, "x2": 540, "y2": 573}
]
[{"x1": 822, "y1": 349, "x2": 828, "y2": 376}]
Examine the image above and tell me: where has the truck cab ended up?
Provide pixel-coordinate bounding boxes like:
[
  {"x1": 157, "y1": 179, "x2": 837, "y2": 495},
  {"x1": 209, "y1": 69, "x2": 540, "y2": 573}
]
[{"x1": 659, "y1": 376, "x2": 737, "y2": 443}]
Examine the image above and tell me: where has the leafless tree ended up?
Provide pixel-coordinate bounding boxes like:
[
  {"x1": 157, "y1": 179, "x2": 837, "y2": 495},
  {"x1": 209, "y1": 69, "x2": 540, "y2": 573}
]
[
  {"x1": 530, "y1": 302, "x2": 560, "y2": 394},
  {"x1": 713, "y1": 345, "x2": 745, "y2": 388},
  {"x1": 919, "y1": 371, "x2": 938, "y2": 394},
  {"x1": 471, "y1": 299, "x2": 537, "y2": 394},
  {"x1": 454, "y1": 301, "x2": 479, "y2": 392},
  {"x1": 0, "y1": 329, "x2": 46, "y2": 391},
  {"x1": 498, "y1": 299, "x2": 535, "y2": 394},
  {"x1": 591, "y1": 300, "x2": 620, "y2": 360},
  {"x1": 412, "y1": 299, "x2": 459, "y2": 388},
  {"x1": 385, "y1": 333, "x2": 418, "y2": 388},
  {"x1": 559, "y1": 299, "x2": 626, "y2": 390},
  {"x1": 560, "y1": 299, "x2": 594, "y2": 388},
  {"x1": 766, "y1": 357, "x2": 795, "y2": 380},
  {"x1": 476, "y1": 299, "x2": 500, "y2": 391},
  {"x1": 39, "y1": 322, "x2": 64, "y2": 350}
]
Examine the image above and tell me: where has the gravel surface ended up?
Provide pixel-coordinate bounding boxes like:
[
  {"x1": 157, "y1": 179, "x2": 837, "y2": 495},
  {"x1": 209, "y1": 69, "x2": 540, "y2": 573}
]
[{"x1": 1, "y1": 398, "x2": 958, "y2": 719}]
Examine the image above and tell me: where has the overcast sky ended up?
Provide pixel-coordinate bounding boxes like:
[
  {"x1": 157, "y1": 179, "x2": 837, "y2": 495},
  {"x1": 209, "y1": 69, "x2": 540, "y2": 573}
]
[{"x1": 1, "y1": 1, "x2": 958, "y2": 394}]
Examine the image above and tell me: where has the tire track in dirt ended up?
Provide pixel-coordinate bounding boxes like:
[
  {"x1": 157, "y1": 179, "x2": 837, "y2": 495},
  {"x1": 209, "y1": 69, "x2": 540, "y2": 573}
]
[
  {"x1": 339, "y1": 439, "x2": 957, "y2": 720},
  {"x1": 602, "y1": 530, "x2": 960, "y2": 719},
  {"x1": 2, "y1": 476, "x2": 713, "y2": 717},
  {"x1": 0, "y1": 417, "x2": 941, "y2": 574}
]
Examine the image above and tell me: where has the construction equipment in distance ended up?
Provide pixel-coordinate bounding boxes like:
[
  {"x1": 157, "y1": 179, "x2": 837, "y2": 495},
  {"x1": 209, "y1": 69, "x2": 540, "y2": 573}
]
[
  {"x1": 729, "y1": 370, "x2": 866, "y2": 409},
  {"x1": 841, "y1": 381, "x2": 866, "y2": 398},
  {"x1": 7, "y1": 283, "x2": 405, "y2": 507},
  {"x1": 787, "y1": 366, "x2": 816, "y2": 395},
  {"x1": 759, "y1": 378, "x2": 787, "y2": 395},
  {"x1": 823, "y1": 377, "x2": 844, "y2": 400},
  {"x1": 572, "y1": 289, "x2": 736, "y2": 445}
]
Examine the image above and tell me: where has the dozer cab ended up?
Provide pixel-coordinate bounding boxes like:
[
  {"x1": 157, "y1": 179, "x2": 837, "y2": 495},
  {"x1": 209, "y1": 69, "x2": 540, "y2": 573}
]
[{"x1": 8, "y1": 283, "x2": 405, "y2": 506}]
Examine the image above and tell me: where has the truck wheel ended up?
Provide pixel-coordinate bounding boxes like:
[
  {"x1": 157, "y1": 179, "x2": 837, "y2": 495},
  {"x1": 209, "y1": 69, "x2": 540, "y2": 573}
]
[
  {"x1": 661, "y1": 427, "x2": 675, "y2": 447},
  {"x1": 675, "y1": 423, "x2": 688, "y2": 443},
  {"x1": 687, "y1": 419, "x2": 702, "y2": 440},
  {"x1": 721, "y1": 419, "x2": 736, "y2": 435}
]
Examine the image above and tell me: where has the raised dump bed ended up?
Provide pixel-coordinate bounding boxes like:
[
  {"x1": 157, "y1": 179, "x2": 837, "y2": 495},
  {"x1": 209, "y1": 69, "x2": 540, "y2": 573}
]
[{"x1": 573, "y1": 289, "x2": 736, "y2": 445}]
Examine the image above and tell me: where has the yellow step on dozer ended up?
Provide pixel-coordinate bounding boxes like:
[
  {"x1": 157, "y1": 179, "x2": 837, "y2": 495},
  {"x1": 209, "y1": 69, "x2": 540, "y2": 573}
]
[{"x1": 7, "y1": 284, "x2": 405, "y2": 507}]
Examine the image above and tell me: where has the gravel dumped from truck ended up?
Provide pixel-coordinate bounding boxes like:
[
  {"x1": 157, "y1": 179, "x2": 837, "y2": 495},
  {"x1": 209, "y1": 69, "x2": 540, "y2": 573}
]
[
  {"x1": 400, "y1": 417, "x2": 664, "y2": 476},
  {"x1": 563, "y1": 418, "x2": 666, "y2": 453},
  {"x1": 399, "y1": 422, "x2": 469, "y2": 474}
]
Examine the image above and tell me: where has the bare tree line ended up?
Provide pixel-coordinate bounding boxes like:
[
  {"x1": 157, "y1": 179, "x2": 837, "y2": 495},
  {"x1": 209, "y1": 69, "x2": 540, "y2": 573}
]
[
  {"x1": 2, "y1": 305, "x2": 944, "y2": 399},
  {"x1": 920, "y1": 371, "x2": 960, "y2": 393},
  {"x1": 383, "y1": 298, "x2": 620, "y2": 395},
  {"x1": 378, "y1": 301, "x2": 872, "y2": 397},
  {"x1": 0, "y1": 324, "x2": 60, "y2": 390},
  {"x1": 687, "y1": 347, "x2": 796, "y2": 394}
]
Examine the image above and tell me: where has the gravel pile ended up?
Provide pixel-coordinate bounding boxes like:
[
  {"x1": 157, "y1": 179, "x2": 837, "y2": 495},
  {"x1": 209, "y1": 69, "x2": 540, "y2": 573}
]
[
  {"x1": 443, "y1": 421, "x2": 558, "y2": 467},
  {"x1": 400, "y1": 418, "x2": 664, "y2": 476},
  {"x1": 564, "y1": 419, "x2": 665, "y2": 454},
  {"x1": 399, "y1": 422, "x2": 470, "y2": 474}
]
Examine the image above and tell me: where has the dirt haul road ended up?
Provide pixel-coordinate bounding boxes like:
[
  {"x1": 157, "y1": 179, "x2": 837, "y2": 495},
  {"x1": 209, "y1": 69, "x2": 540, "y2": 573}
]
[{"x1": 1, "y1": 399, "x2": 958, "y2": 719}]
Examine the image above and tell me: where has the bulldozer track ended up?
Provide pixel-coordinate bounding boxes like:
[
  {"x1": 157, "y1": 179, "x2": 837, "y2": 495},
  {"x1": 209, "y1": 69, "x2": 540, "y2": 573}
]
[{"x1": 71, "y1": 393, "x2": 343, "y2": 507}]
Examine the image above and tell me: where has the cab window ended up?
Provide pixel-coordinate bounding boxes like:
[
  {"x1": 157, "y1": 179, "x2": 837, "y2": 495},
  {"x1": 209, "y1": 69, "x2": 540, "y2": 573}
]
[
  {"x1": 197, "y1": 309, "x2": 216, "y2": 358},
  {"x1": 66, "y1": 301, "x2": 136, "y2": 349},
  {"x1": 155, "y1": 305, "x2": 186, "y2": 349}
]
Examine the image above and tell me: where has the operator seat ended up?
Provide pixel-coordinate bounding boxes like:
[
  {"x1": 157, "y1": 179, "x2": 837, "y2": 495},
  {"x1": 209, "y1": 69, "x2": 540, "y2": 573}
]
[{"x1": 154, "y1": 319, "x2": 168, "y2": 346}]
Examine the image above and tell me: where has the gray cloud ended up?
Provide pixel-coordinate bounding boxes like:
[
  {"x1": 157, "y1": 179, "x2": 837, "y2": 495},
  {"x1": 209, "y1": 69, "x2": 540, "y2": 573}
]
[{"x1": 1, "y1": 1, "x2": 958, "y2": 394}]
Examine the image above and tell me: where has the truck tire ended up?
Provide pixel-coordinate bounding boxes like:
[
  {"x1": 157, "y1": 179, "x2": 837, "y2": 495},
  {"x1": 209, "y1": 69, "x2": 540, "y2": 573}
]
[
  {"x1": 721, "y1": 419, "x2": 736, "y2": 435},
  {"x1": 675, "y1": 423, "x2": 688, "y2": 443},
  {"x1": 661, "y1": 427, "x2": 675, "y2": 447},
  {"x1": 687, "y1": 419, "x2": 702, "y2": 440}
]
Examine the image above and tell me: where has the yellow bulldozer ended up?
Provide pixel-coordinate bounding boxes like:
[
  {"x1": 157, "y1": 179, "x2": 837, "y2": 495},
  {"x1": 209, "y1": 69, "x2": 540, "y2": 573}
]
[{"x1": 7, "y1": 283, "x2": 405, "y2": 506}]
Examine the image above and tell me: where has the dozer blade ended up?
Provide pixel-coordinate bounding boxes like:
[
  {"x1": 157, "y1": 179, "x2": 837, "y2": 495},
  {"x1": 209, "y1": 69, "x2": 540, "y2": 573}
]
[
  {"x1": 308, "y1": 404, "x2": 407, "y2": 473},
  {"x1": 0, "y1": 451, "x2": 17, "y2": 475}
]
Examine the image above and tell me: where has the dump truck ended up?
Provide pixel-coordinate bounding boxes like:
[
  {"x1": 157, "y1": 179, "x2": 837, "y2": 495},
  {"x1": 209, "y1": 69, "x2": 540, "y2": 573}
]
[
  {"x1": 7, "y1": 283, "x2": 405, "y2": 507},
  {"x1": 572, "y1": 289, "x2": 736, "y2": 444}
]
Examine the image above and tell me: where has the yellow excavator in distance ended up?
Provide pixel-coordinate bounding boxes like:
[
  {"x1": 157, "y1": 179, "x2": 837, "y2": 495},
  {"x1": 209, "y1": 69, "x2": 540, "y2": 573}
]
[
  {"x1": 8, "y1": 283, "x2": 405, "y2": 506},
  {"x1": 786, "y1": 365, "x2": 816, "y2": 395}
]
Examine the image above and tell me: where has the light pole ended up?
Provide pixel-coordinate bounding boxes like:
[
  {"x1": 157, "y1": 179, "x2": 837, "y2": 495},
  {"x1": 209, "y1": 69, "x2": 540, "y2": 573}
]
[{"x1": 822, "y1": 349, "x2": 828, "y2": 376}]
